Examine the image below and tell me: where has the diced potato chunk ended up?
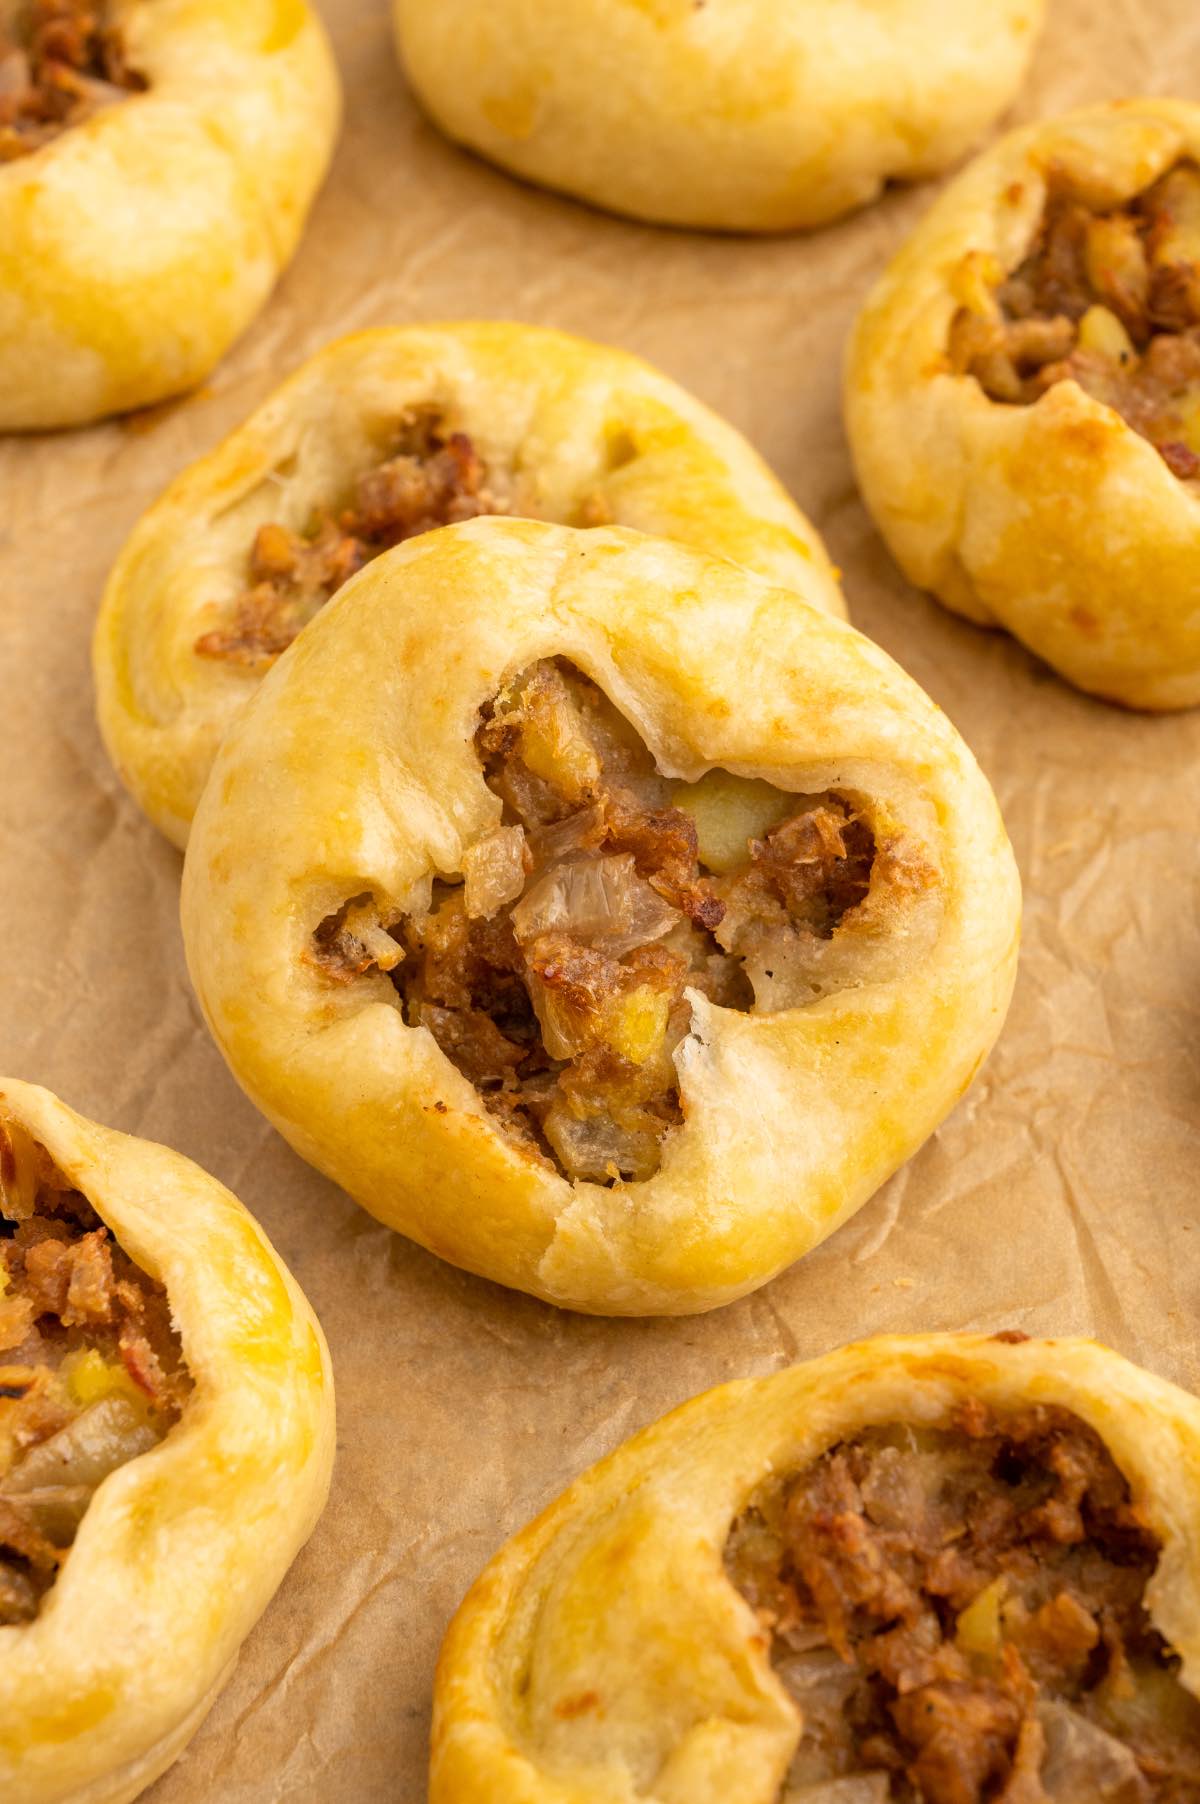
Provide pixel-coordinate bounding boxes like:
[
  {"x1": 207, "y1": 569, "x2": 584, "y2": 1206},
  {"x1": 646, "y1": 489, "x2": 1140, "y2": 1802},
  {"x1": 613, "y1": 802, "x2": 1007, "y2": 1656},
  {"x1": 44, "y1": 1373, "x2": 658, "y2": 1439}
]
[
  {"x1": 63, "y1": 1347, "x2": 141, "y2": 1409},
  {"x1": 673, "y1": 770, "x2": 794, "y2": 874},
  {"x1": 1077, "y1": 304, "x2": 1136, "y2": 363},
  {"x1": 605, "y1": 985, "x2": 672, "y2": 1067},
  {"x1": 1084, "y1": 214, "x2": 1149, "y2": 324},
  {"x1": 956, "y1": 1576, "x2": 1007, "y2": 1657},
  {"x1": 1150, "y1": 165, "x2": 1200, "y2": 270}
]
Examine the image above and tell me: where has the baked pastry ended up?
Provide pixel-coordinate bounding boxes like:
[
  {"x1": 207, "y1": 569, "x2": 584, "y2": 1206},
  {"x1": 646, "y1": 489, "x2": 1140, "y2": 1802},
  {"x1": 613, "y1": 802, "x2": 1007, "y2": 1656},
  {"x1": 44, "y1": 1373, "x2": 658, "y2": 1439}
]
[
  {"x1": 94, "y1": 321, "x2": 845, "y2": 848},
  {"x1": 391, "y1": 0, "x2": 1044, "y2": 233},
  {"x1": 0, "y1": 1077, "x2": 334, "y2": 1804},
  {"x1": 846, "y1": 98, "x2": 1200, "y2": 711},
  {"x1": 180, "y1": 517, "x2": 1019, "y2": 1316},
  {"x1": 0, "y1": 0, "x2": 340, "y2": 430},
  {"x1": 431, "y1": 1332, "x2": 1200, "y2": 1802}
]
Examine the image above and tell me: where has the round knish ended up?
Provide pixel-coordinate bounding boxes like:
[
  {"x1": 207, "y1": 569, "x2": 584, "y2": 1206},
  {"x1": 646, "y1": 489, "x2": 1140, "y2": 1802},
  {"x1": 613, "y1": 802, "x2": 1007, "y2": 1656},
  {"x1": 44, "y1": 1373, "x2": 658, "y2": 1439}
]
[
  {"x1": 0, "y1": 0, "x2": 340, "y2": 430},
  {"x1": 94, "y1": 321, "x2": 845, "y2": 849},
  {"x1": 846, "y1": 98, "x2": 1200, "y2": 711},
  {"x1": 392, "y1": 0, "x2": 1043, "y2": 232},
  {"x1": 0, "y1": 1078, "x2": 334, "y2": 1804},
  {"x1": 179, "y1": 518, "x2": 1020, "y2": 1316},
  {"x1": 430, "y1": 1335, "x2": 1200, "y2": 1803}
]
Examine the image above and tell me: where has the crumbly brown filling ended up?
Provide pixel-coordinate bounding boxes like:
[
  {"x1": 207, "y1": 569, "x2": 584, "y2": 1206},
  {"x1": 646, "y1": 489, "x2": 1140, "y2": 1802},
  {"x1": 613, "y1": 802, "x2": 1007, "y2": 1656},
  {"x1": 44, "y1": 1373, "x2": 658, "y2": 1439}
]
[
  {"x1": 0, "y1": 0, "x2": 145, "y2": 161},
  {"x1": 726, "y1": 1400, "x2": 1200, "y2": 1802},
  {"x1": 195, "y1": 408, "x2": 506, "y2": 667},
  {"x1": 309, "y1": 659, "x2": 934, "y2": 1184},
  {"x1": 0, "y1": 1112, "x2": 191, "y2": 1625},
  {"x1": 950, "y1": 163, "x2": 1200, "y2": 480}
]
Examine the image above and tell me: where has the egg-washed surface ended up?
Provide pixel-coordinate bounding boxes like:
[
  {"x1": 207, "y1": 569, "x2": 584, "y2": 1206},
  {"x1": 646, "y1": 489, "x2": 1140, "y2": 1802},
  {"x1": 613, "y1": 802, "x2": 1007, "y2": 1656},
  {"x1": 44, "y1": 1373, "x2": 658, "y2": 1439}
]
[
  {"x1": 194, "y1": 407, "x2": 505, "y2": 667},
  {"x1": 727, "y1": 1402, "x2": 1200, "y2": 1802},
  {"x1": 951, "y1": 163, "x2": 1200, "y2": 480},
  {"x1": 0, "y1": 0, "x2": 146, "y2": 161},
  {"x1": 309, "y1": 658, "x2": 936, "y2": 1184},
  {"x1": 0, "y1": 1111, "x2": 191, "y2": 1625}
]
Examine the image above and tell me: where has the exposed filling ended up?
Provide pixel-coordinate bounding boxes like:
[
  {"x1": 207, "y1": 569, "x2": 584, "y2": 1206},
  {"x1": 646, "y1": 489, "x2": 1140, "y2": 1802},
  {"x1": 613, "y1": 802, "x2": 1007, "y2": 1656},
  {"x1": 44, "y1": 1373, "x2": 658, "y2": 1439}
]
[
  {"x1": 950, "y1": 162, "x2": 1200, "y2": 480},
  {"x1": 0, "y1": 1111, "x2": 191, "y2": 1625},
  {"x1": 195, "y1": 407, "x2": 507, "y2": 667},
  {"x1": 727, "y1": 1401, "x2": 1200, "y2": 1803},
  {"x1": 0, "y1": 1, "x2": 145, "y2": 161},
  {"x1": 309, "y1": 659, "x2": 937, "y2": 1184}
]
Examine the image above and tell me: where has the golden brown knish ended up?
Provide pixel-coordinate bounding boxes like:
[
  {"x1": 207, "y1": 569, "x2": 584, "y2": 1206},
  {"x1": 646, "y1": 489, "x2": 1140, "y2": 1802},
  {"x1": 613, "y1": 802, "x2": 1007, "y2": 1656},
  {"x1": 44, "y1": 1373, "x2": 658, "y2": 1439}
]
[
  {"x1": 431, "y1": 1334, "x2": 1200, "y2": 1803},
  {"x1": 94, "y1": 321, "x2": 846, "y2": 848},
  {"x1": 180, "y1": 518, "x2": 1020, "y2": 1317},
  {"x1": 0, "y1": 1077, "x2": 334, "y2": 1804},
  {"x1": 391, "y1": 0, "x2": 1043, "y2": 233},
  {"x1": 0, "y1": 0, "x2": 340, "y2": 431},
  {"x1": 846, "y1": 99, "x2": 1200, "y2": 711}
]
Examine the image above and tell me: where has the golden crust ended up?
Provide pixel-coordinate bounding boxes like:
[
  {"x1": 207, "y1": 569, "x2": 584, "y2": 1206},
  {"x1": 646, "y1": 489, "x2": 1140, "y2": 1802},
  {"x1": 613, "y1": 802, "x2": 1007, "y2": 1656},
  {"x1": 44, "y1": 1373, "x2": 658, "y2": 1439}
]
[
  {"x1": 0, "y1": 1077, "x2": 335, "y2": 1804},
  {"x1": 391, "y1": 0, "x2": 1043, "y2": 233},
  {"x1": 430, "y1": 1333, "x2": 1200, "y2": 1803},
  {"x1": 179, "y1": 517, "x2": 1020, "y2": 1316},
  {"x1": 0, "y1": 0, "x2": 341, "y2": 431},
  {"x1": 94, "y1": 321, "x2": 846, "y2": 848},
  {"x1": 845, "y1": 97, "x2": 1200, "y2": 711}
]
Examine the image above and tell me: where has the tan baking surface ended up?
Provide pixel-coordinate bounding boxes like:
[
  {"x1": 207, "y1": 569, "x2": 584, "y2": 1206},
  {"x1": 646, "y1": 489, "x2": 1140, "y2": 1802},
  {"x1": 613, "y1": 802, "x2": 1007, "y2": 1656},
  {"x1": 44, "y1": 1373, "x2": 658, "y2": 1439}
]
[{"x1": 2, "y1": 1, "x2": 1199, "y2": 1796}]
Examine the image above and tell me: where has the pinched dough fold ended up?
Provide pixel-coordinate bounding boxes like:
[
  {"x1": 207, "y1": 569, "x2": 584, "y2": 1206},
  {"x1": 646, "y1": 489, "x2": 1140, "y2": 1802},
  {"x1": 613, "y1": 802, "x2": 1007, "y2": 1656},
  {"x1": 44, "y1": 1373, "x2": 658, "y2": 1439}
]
[
  {"x1": 0, "y1": 1078, "x2": 334, "y2": 1804},
  {"x1": 847, "y1": 98, "x2": 1200, "y2": 711},
  {"x1": 180, "y1": 518, "x2": 1019, "y2": 1316}
]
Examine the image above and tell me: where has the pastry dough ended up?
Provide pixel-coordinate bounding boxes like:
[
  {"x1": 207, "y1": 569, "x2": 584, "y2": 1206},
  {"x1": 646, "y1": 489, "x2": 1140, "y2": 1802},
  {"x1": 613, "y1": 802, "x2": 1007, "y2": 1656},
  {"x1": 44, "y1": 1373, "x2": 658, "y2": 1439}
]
[
  {"x1": 0, "y1": 0, "x2": 340, "y2": 430},
  {"x1": 391, "y1": 0, "x2": 1043, "y2": 233},
  {"x1": 180, "y1": 517, "x2": 1019, "y2": 1316},
  {"x1": 94, "y1": 321, "x2": 845, "y2": 849},
  {"x1": 0, "y1": 1077, "x2": 334, "y2": 1804},
  {"x1": 431, "y1": 1332, "x2": 1200, "y2": 1802},
  {"x1": 846, "y1": 98, "x2": 1200, "y2": 711}
]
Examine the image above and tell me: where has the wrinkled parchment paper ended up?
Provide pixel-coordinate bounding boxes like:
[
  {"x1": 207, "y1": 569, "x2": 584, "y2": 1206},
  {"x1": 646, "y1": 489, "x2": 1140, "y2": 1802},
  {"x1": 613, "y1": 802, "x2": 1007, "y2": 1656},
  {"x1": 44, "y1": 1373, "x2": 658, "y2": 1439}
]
[{"x1": 3, "y1": 2, "x2": 1200, "y2": 1795}]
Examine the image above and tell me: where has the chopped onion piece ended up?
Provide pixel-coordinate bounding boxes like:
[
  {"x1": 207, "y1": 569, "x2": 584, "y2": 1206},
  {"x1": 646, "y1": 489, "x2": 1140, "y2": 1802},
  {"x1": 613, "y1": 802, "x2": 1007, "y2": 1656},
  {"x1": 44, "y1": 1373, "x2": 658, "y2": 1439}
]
[
  {"x1": 775, "y1": 1648, "x2": 861, "y2": 1711},
  {"x1": 512, "y1": 854, "x2": 678, "y2": 954},
  {"x1": 462, "y1": 825, "x2": 527, "y2": 919},
  {"x1": 783, "y1": 1778, "x2": 890, "y2": 1803},
  {"x1": 3, "y1": 1483, "x2": 93, "y2": 1543},
  {"x1": 339, "y1": 898, "x2": 404, "y2": 973},
  {"x1": 72, "y1": 75, "x2": 135, "y2": 109},
  {"x1": 0, "y1": 51, "x2": 30, "y2": 102},
  {"x1": 3, "y1": 1396, "x2": 159, "y2": 1495},
  {"x1": 0, "y1": 1112, "x2": 43, "y2": 1221},
  {"x1": 541, "y1": 1105, "x2": 663, "y2": 1183},
  {"x1": 529, "y1": 805, "x2": 605, "y2": 864},
  {"x1": 1037, "y1": 1701, "x2": 1149, "y2": 1802}
]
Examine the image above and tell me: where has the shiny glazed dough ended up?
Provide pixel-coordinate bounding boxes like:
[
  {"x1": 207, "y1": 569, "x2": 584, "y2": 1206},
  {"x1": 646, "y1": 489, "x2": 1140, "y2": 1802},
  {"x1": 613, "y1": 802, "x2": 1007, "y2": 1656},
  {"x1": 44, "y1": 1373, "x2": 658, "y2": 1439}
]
[
  {"x1": 94, "y1": 321, "x2": 845, "y2": 849},
  {"x1": 846, "y1": 98, "x2": 1200, "y2": 711},
  {"x1": 179, "y1": 517, "x2": 1020, "y2": 1316},
  {"x1": 429, "y1": 1333, "x2": 1200, "y2": 1803},
  {"x1": 0, "y1": 0, "x2": 340, "y2": 430},
  {"x1": 0, "y1": 1078, "x2": 335, "y2": 1804},
  {"x1": 391, "y1": 0, "x2": 1043, "y2": 233}
]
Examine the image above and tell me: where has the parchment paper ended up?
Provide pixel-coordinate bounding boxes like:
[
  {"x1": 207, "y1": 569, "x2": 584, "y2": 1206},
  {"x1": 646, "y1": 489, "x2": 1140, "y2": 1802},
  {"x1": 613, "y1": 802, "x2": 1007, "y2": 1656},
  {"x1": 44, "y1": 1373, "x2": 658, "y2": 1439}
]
[{"x1": 3, "y1": 2, "x2": 1200, "y2": 1796}]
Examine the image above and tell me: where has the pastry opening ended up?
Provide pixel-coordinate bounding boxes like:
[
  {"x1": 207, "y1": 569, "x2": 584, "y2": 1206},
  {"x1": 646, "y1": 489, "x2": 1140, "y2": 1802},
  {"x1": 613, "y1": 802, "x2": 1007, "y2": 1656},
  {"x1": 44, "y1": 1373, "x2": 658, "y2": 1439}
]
[
  {"x1": 726, "y1": 1402, "x2": 1200, "y2": 1802},
  {"x1": 307, "y1": 659, "x2": 940, "y2": 1185},
  {"x1": 194, "y1": 405, "x2": 509, "y2": 667},
  {"x1": 0, "y1": 1110, "x2": 192, "y2": 1625},
  {"x1": 0, "y1": 0, "x2": 147, "y2": 162},
  {"x1": 950, "y1": 162, "x2": 1200, "y2": 482}
]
